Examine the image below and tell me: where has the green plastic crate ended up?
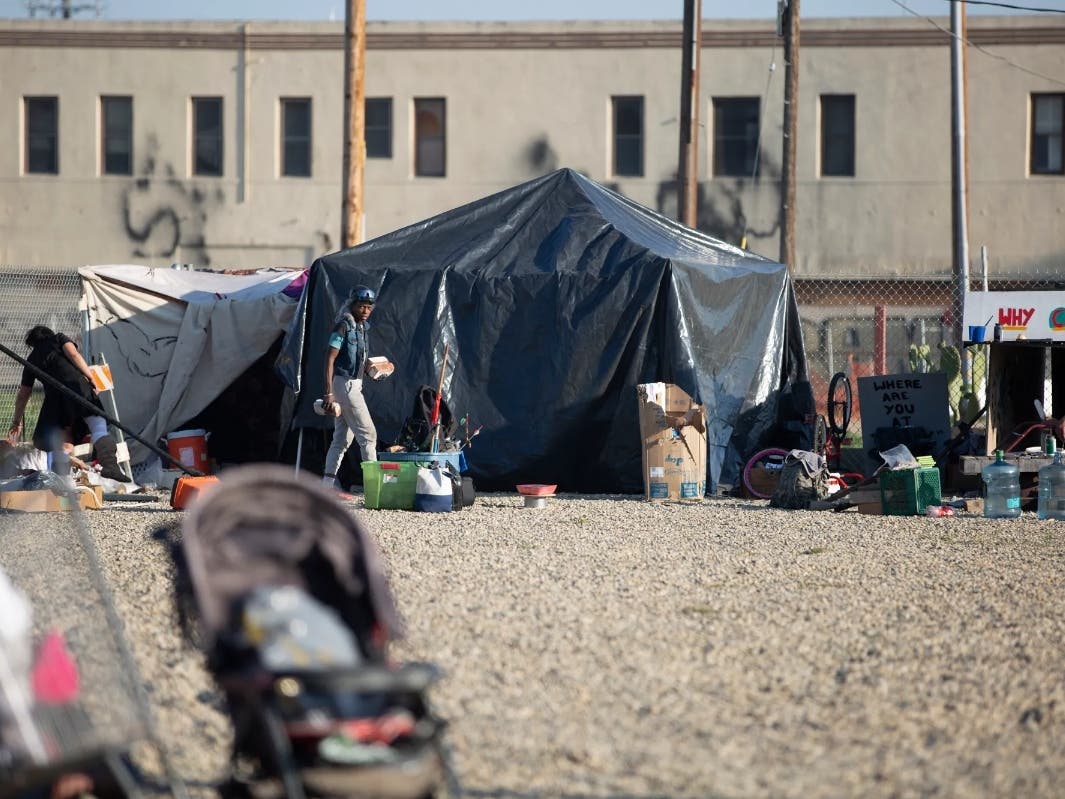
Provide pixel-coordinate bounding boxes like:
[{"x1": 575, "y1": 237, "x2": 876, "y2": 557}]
[
  {"x1": 879, "y1": 466, "x2": 942, "y2": 516},
  {"x1": 361, "y1": 460, "x2": 420, "y2": 510}
]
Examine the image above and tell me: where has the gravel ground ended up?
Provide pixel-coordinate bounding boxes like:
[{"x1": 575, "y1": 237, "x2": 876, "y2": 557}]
[{"x1": 2, "y1": 489, "x2": 1064, "y2": 799}]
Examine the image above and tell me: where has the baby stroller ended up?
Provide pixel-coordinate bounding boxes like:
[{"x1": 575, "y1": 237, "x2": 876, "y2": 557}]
[{"x1": 174, "y1": 464, "x2": 453, "y2": 799}]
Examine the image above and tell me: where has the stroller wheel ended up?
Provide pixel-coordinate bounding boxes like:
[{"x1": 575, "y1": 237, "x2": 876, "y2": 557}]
[
  {"x1": 218, "y1": 774, "x2": 255, "y2": 799},
  {"x1": 220, "y1": 755, "x2": 280, "y2": 799}
]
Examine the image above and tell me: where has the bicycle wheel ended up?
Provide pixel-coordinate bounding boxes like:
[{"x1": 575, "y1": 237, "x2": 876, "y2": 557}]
[
  {"x1": 827, "y1": 372, "x2": 853, "y2": 439},
  {"x1": 813, "y1": 414, "x2": 828, "y2": 457},
  {"x1": 742, "y1": 447, "x2": 790, "y2": 500}
]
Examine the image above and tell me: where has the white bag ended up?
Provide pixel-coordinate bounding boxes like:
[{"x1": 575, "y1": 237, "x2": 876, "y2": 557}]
[
  {"x1": 414, "y1": 465, "x2": 452, "y2": 512},
  {"x1": 0, "y1": 568, "x2": 36, "y2": 758}
]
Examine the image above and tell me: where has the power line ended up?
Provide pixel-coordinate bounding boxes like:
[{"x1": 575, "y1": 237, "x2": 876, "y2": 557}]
[
  {"x1": 26, "y1": 1, "x2": 103, "y2": 18},
  {"x1": 948, "y1": 0, "x2": 1065, "y2": 13},
  {"x1": 890, "y1": 0, "x2": 1065, "y2": 88},
  {"x1": 740, "y1": 42, "x2": 777, "y2": 250}
]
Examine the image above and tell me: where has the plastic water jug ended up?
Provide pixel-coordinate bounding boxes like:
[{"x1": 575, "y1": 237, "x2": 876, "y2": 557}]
[
  {"x1": 1038, "y1": 450, "x2": 1065, "y2": 520},
  {"x1": 958, "y1": 385, "x2": 980, "y2": 425},
  {"x1": 982, "y1": 450, "x2": 1021, "y2": 518}
]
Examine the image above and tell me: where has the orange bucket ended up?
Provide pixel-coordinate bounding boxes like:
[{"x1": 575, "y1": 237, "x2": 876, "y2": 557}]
[
  {"x1": 170, "y1": 475, "x2": 220, "y2": 510},
  {"x1": 166, "y1": 428, "x2": 211, "y2": 473}
]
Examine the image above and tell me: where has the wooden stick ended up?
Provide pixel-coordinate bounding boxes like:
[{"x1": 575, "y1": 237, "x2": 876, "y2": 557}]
[
  {"x1": 430, "y1": 343, "x2": 449, "y2": 452},
  {"x1": 436, "y1": 343, "x2": 449, "y2": 402},
  {"x1": 0, "y1": 342, "x2": 202, "y2": 476}
]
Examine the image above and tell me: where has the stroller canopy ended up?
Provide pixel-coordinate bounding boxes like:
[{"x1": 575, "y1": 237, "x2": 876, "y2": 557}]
[{"x1": 181, "y1": 465, "x2": 402, "y2": 649}]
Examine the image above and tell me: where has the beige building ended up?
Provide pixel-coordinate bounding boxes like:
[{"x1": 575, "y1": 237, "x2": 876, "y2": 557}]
[{"x1": 0, "y1": 15, "x2": 1063, "y2": 278}]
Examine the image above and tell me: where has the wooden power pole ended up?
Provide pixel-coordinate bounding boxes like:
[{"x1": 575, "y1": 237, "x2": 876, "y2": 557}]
[
  {"x1": 677, "y1": 0, "x2": 702, "y2": 228},
  {"x1": 950, "y1": 0, "x2": 970, "y2": 345},
  {"x1": 341, "y1": 0, "x2": 366, "y2": 249},
  {"x1": 779, "y1": 0, "x2": 800, "y2": 269}
]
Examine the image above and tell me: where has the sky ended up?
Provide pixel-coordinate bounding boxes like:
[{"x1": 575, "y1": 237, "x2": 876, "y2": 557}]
[{"x1": 0, "y1": 0, "x2": 1060, "y2": 21}]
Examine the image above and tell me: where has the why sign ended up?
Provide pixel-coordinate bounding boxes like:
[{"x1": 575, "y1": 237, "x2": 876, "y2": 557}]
[{"x1": 963, "y1": 290, "x2": 1065, "y2": 341}]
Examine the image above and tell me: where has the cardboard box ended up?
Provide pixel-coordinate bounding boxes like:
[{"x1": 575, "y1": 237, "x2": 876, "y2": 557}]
[
  {"x1": 636, "y1": 383, "x2": 707, "y2": 501},
  {"x1": 0, "y1": 485, "x2": 103, "y2": 512}
]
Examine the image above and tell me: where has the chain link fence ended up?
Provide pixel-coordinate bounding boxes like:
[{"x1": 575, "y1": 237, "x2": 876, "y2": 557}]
[
  {"x1": 0, "y1": 268, "x2": 84, "y2": 440},
  {"x1": 799, "y1": 278, "x2": 962, "y2": 442},
  {"x1": 798, "y1": 273, "x2": 1064, "y2": 472},
  {"x1": 1, "y1": 264, "x2": 1060, "y2": 474}
]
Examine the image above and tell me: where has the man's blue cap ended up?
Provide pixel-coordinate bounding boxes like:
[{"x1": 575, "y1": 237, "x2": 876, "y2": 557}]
[{"x1": 351, "y1": 286, "x2": 376, "y2": 304}]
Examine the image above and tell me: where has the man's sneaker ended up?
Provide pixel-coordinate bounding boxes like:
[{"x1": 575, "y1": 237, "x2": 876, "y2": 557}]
[{"x1": 322, "y1": 474, "x2": 354, "y2": 500}]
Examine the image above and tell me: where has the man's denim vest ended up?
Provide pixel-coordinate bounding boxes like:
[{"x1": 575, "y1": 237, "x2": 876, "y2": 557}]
[{"x1": 334, "y1": 316, "x2": 368, "y2": 379}]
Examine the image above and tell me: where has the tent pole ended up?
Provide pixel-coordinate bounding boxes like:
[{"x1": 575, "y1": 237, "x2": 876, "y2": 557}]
[
  {"x1": 295, "y1": 428, "x2": 304, "y2": 476},
  {"x1": 93, "y1": 354, "x2": 134, "y2": 481}
]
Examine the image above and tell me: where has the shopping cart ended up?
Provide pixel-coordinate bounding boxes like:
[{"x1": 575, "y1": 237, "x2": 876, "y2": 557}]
[{"x1": 0, "y1": 470, "x2": 186, "y2": 799}]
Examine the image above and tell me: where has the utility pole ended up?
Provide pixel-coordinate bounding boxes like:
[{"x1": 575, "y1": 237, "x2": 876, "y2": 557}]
[
  {"x1": 950, "y1": 0, "x2": 969, "y2": 345},
  {"x1": 341, "y1": 0, "x2": 366, "y2": 249},
  {"x1": 779, "y1": 0, "x2": 799, "y2": 270},
  {"x1": 677, "y1": 0, "x2": 702, "y2": 228}
]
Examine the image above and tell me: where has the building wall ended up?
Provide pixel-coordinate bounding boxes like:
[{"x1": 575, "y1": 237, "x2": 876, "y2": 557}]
[{"x1": 0, "y1": 16, "x2": 1062, "y2": 277}]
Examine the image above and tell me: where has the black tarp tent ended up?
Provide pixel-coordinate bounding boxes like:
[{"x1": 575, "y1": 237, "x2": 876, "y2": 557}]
[{"x1": 276, "y1": 168, "x2": 807, "y2": 493}]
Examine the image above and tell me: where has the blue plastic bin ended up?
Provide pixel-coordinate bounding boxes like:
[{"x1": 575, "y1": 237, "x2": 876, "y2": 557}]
[{"x1": 380, "y1": 450, "x2": 467, "y2": 474}]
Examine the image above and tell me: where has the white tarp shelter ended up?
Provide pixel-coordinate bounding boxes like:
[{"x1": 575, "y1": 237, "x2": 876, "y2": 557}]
[{"x1": 79, "y1": 265, "x2": 301, "y2": 463}]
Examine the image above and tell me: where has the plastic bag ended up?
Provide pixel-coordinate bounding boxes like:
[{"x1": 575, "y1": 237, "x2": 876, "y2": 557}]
[{"x1": 879, "y1": 443, "x2": 919, "y2": 470}]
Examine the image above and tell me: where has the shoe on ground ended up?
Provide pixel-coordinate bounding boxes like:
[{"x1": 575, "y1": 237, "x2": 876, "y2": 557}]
[
  {"x1": 322, "y1": 475, "x2": 355, "y2": 500},
  {"x1": 98, "y1": 466, "x2": 131, "y2": 482}
]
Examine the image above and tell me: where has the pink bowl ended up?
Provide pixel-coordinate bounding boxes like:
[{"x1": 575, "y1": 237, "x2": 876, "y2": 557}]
[{"x1": 516, "y1": 484, "x2": 557, "y2": 496}]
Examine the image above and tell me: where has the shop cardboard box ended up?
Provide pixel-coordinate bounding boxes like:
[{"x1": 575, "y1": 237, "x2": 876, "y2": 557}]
[
  {"x1": 0, "y1": 485, "x2": 103, "y2": 512},
  {"x1": 637, "y1": 383, "x2": 707, "y2": 501}
]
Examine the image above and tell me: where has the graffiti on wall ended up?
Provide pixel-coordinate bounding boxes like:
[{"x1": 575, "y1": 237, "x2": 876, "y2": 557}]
[
  {"x1": 121, "y1": 135, "x2": 224, "y2": 265},
  {"x1": 525, "y1": 135, "x2": 559, "y2": 173},
  {"x1": 654, "y1": 153, "x2": 782, "y2": 249}
]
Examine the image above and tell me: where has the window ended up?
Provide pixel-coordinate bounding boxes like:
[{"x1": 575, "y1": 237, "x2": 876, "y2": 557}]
[
  {"x1": 281, "y1": 97, "x2": 311, "y2": 177},
  {"x1": 820, "y1": 94, "x2": 855, "y2": 177},
  {"x1": 366, "y1": 97, "x2": 392, "y2": 159},
  {"x1": 101, "y1": 96, "x2": 132, "y2": 175},
  {"x1": 24, "y1": 96, "x2": 58, "y2": 174},
  {"x1": 712, "y1": 97, "x2": 760, "y2": 178},
  {"x1": 414, "y1": 98, "x2": 446, "y2": 177},
  {"x1": 611, "y1": 96, "x2": 644, "y2": 177},
  {"x1": 1031, "y1": 93, "x2": 1064, "y2": 175},
  {"x1": 192, "y1": 97, "x2": 223, "y2": 176}
]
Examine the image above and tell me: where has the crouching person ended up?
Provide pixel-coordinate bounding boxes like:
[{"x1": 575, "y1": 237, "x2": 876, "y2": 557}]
[{"x1": 7, "y1": 326, "x2": 129, "y2": 482}]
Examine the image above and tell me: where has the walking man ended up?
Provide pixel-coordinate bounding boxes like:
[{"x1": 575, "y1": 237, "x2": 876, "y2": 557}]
[{"x1": 322, "y1": 286, "x2": 379, "y2": 490}]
